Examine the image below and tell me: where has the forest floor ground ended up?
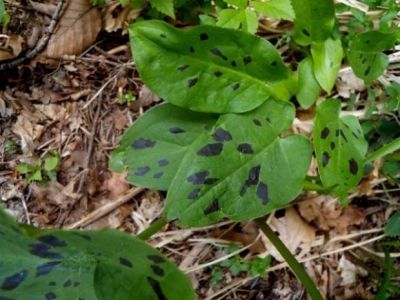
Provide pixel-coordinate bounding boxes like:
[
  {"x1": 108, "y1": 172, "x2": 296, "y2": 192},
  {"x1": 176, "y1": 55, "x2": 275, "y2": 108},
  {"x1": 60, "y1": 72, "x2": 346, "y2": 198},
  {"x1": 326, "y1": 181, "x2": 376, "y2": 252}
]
[{"x1": 1, "y1": 1, "x2": 399, "y2": 299}]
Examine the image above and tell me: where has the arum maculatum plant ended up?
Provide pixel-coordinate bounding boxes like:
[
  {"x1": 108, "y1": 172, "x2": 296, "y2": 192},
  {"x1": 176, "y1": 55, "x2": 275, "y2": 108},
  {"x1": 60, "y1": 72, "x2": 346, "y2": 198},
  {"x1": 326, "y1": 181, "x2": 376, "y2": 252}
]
[
  {"x1": 109, "y1": 13, "x2": 400, "y2": 300},
  {"x1": 3, "y1": 0, "x2": 400, "y2": 299}
]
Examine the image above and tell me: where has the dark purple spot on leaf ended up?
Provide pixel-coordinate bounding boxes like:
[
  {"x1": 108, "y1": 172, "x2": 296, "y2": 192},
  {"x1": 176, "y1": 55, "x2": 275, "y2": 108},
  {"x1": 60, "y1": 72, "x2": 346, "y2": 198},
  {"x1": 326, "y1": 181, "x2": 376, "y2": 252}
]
[
  {"x1": 187, "y1": 171, "x2": 209, "y2": 184},
  {"x1": 320, "y1": 127, "x2": 330, "y2": 139},
  {"x1": 237, "y1": 143, "x2": 254, "y2": 154},
  {"x1": 240, "y1": 166, "x2": 260, "y2": 196},
  {"x1": 1, "y1": 270, "x2": 28, "y2": 290},
  {"x1": 147, "y1": 255, "x2": 166, "y2": 264},
  {"x1": 204, "y1": 178, "x2": 219, "y2": 185},
  {"x1": 266, "y1": 117, "x2": 271, "y2": 123},
  {"x1": 188, "y1": 78, "x2": 198, "y2": 88},
  {"x1": 177, "y1": 65, "x2": 189, "y2": 72},
  {"x1": 169, "y1": 127, "x2": 185, "y2": 134},
  {"x1": 253, "y1": 119, "x2": 261, "y2": 126},
  {"x1": 364, "y1": 65, "x2": 371, "y2": 76},
  {"x1": 322, "y1": 152, "x2": 330, "y2": 167},
  {"x1": 153, "y1": 172, "x2": 163, "y2": 179},
  {"x1": 147, "y1": 277, "x2": 167, "y2": 300},
  {"x1": 135, "y1": 166, "x2": 150, "y2": 176},
  {"x1": 158, "y1": 159, "x2": 169, "y2": 167},
  {"x1": 256, "y1": 182, "x2": 269, "y2": 204},
  {"x1": 200, "y1": 33, "x2": 208, "y2": 40},
  {"x1": 302, "y1": 28, "x2": 310, "y2": 36},
  {"x1": 29, "y1": 243, "x2": 63, "y2": 260},
  {"x1": 151, "y1": 265, "x2": 164, "y2": 277},
  {"x1": 214, "y1": 71, "x2": 223, "y2": 77},
  {"x1": 212, "y1": 128, "x2": 232, "y2": 142},
  {"x1": 349, "y1": 159, "x2": 358, "y2": 175},
  {"x1": 132, "y1": 138, "x2": 156, "y2": 149},
  {"x1": 271, "y1": 61, "x2": 277, "y2": 66},
  {"x1": 63, "y1": 279, "x2": 72, "y2": 287},
  {"x1": 190, "y1": 46, "x2": 195, "y2": 53},
  {"x1": 38, "y1": 235, "x2": 67, "y2": 247},
  {"x1": 243, "y1": 56, "x2": 252, "y2": 65},
  {"x1": 330, "y1": 142, "x2": 335, "y2": 150},
  {"x1": 45, "y1": 292, "x2": 57, "y2": 300},
  {"x1": 197, "y1": 143, "x2": 223, "y2": 156},
  {"x1": 210, "y1": 48, "x2": 227, "y2": 60},
  {"x1": 188, "y1": 188, "x2": 201, "y2": 200},
  {"x1": 231, "y1": 83, "x2": 240, "y2": 91},
  {"x1": 119, "y1": 257, "x2": 133, "y2": 268},
  {"x1": 36, "y1": 261, "x2": 61, "y2": 277},
  {"x1": 231, "y1": 60, "x2": 237, "y2": 67},
  {"x1": 204, "y1": 199, "x2": 219, "y2": 215}
]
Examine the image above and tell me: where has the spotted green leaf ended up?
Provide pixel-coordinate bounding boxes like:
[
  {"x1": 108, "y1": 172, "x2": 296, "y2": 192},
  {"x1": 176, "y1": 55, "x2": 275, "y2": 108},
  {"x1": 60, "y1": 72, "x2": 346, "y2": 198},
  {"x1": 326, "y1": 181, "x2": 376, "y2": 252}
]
[
  {"x1": 216, "y1": 8, "x2": 259, "y2": 34},
  {"x1": 0, "y1": 209, "x2": 195, "y2": 300},
  {"x1": 313, "y1": 99, "x2": 368, "y2": 202},
  {"x1": 109, "y1": 103, "x2": 217, "y2": 191},
  {"x1": 165, "y1": 99, "x2": 312, "y2": 226},
  {"x1": 291, "y1": 0, "x2": 335, "y2": 45},
  {"x1": 253, "y1": 0, "x2": 295, "y2": 21},
  {"x1": 129, "y1": 20, "x2": 292, "y2": 114},
  {"x1": 347, "y1": 30, "x2": 399, "y2": 84},
  {"x1": 311, "y1": 38, "x2": 343, "y2": 93},
  {"x1": 296, "y1": 57, "x2": 321, "y2": 109}
]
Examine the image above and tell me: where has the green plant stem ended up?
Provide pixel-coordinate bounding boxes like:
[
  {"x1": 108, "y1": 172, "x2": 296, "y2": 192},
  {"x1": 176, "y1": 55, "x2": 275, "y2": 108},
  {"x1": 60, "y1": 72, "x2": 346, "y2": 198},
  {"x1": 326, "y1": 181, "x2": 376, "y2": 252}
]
[
  {"x1": 138, "y1": 215, "x2": 168, "y2": 240},
  {"x1": 366, "y1": 137, "x2": 400, "y2": 163},
  {"x1": 255, "y1": 217, "x2": 324, "y2": 300},
  {"x1": 303, "y1": 180, "x2": 326, "y2": 192}
]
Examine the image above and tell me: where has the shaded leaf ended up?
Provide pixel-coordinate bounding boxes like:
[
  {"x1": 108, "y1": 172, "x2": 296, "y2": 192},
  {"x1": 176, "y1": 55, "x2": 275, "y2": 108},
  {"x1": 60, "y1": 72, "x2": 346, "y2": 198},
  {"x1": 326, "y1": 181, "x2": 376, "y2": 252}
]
[
  {"x1": 313, "y1": 99, "x2": 368, "y2": 202},
  {"x1": 253, "y1": 0, "x2": 295, "y2": 21},
  {"x1": 385, "y1": 212, "x2": 400, "y2": 237},
  {"x1": 165, "y1": 99, "x2": 312, "y2": 226},
  {"x1": 109, "y1": 103, "x2": 217, "y2": 190},
  {"x1": 291, "y1": 0, "x2": 335, "y2": 45},
  {"x1": 217, "y1": 8, "x2": 259, "y2": 34},
  {"x1": 347, "y1": 30, "x2": 398, "y2": 84},
  {"x1": 311, "y1": 38, "x2": 343, "y2": 92},
  {"x1": 149, "y1": 0, "x2": 175, "y2": 18},
  {"x1": 296, "y1": 57, "x2": 321, "y2": 109},
  {"x1": 0, "y1": 209, "x2": 195, "y2": 300},
  {"x1": 129, "y1": 20, "x2": 292, "y2": 114}
]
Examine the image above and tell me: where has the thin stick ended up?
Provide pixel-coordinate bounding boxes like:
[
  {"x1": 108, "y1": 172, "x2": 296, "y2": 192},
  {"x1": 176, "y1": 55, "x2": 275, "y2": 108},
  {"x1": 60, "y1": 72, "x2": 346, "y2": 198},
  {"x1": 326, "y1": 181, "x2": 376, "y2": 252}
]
[
  {"x1": 65, "y1": 187, "x2": 144, "y2": 229},
  {"x1": 255, "y1": 217, "x2": 324, "y2": 300}
]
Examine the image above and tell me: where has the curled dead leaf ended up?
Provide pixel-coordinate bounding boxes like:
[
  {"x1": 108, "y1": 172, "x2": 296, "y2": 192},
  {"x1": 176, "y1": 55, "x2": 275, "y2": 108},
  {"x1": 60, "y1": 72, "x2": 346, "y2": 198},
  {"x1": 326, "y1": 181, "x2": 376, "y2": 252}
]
[
  {"x1": 104, "y1": 2, "x2": 142, "y2": 33},
  {"x1": 0, "y1": 35, "x2": 24, "y2": 61}
]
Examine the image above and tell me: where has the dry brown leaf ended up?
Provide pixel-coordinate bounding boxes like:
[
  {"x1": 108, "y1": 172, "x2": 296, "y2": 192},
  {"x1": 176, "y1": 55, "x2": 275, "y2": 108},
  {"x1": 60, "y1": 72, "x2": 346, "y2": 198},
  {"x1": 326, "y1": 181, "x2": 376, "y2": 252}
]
[
  {"x1": 262, "y1": 207, "x2": 316, "y2": 262},
  {"x1": 38, "y1": 0, "x2": 101, "y2": 62},
  {"x1": 139, "y1": 85, "x2": 160, "y2": 107},
  {"x1": 0, "y1": 35, "x2": 24, "y2": 61},
  {"x1": 104, "y1": 2, "x2": 141, "y2": 33},
  {"x1": 298, "y1": 196, "x2": 364, "y2": 232},
  {"x1": 104, "y1": 172, "x2": 130, "y2": 198}
]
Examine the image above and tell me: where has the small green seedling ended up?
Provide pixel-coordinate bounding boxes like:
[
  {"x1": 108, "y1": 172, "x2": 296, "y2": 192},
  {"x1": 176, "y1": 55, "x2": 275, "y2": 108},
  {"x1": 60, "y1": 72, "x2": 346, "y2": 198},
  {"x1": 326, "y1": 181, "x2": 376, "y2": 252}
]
[
  {"x1": 16, "y1": 152, "x2": 60, "y2": 183},
  {"x1": 116, "y1": 91, "x2": 137, "y2": 105}
]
